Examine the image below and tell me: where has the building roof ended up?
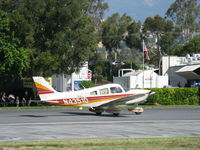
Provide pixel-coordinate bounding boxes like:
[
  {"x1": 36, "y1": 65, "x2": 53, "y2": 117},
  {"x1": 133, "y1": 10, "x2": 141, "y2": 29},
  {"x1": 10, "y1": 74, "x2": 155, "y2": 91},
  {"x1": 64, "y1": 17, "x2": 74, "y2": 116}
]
[
  {"x1": 123, "y1": 70, "x2": 158, "y2": 77},
  {"x1": 176, "y1": 64, "x2": 200, "y2": 80},
  {"x1": 123, "y1": 71, "x2": 143, "y2": 76}
]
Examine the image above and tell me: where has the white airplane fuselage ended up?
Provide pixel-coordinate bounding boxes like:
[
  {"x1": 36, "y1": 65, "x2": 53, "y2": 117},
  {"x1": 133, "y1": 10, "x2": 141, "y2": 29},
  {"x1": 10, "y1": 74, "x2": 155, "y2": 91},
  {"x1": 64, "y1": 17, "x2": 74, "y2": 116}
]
[
  {"x1": 33, "y1": 77, "x2": 153, "y2": 115},
  {"x1": 38, "y1": 84, "x2": 150, "y2": 107}
]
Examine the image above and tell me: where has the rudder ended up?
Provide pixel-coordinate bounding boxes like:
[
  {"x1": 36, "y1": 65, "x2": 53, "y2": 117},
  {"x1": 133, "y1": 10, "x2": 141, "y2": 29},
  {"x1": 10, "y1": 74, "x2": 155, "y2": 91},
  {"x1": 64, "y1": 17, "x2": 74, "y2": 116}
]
[{"x1": 33, "y1": 77, "x2": 57, "y2": 95}]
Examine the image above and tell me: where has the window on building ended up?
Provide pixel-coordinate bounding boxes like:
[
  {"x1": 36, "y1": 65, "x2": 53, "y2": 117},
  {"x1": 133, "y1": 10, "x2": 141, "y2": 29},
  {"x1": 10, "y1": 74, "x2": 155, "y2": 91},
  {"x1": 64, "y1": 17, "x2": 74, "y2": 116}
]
[{"x1": 99, "y1": 88, "x2": 109, "y2": 95}]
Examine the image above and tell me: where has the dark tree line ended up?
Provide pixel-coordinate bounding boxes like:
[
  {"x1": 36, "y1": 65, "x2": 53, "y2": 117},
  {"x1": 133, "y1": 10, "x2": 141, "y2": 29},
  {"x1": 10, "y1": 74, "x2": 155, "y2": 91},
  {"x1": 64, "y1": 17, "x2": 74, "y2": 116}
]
[
  {"x1": 0, "y1": 0, "x2": 107, "y2": 77},
  {"x1": 0, "y1": 0, "x2": 200, "y2": 80}
]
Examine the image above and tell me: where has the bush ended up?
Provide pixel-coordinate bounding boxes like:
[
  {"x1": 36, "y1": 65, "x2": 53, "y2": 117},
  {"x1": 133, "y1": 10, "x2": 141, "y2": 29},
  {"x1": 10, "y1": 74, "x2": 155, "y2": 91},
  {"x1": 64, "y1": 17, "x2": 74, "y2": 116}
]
[
  {"x1": 147, "y1": 88, "x2": 199, "y2": 105},
  {"x1": 79, "y1": 81, "x2": 95, "y2": 88}
]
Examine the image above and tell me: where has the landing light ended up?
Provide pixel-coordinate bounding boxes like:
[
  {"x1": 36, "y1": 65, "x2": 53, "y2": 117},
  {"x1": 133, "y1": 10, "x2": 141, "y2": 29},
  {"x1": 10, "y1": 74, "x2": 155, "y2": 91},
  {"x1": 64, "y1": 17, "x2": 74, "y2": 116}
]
[{"x1": 78, "y1": 107, "x2": 83, "y2": 110}]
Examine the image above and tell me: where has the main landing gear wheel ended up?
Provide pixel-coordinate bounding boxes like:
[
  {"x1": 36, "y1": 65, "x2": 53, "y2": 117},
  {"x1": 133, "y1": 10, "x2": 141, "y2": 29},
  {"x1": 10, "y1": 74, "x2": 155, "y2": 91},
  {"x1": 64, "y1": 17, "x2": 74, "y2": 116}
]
[
  {"x1": 113, "y1": 113, "x2": 120, "y2": 116},
  {"x1": 89, "y1": 107, "x2": 104, "y2": 115},
  {"x1": 96, "y1": 112, "x2": 102, "y2": 115}
]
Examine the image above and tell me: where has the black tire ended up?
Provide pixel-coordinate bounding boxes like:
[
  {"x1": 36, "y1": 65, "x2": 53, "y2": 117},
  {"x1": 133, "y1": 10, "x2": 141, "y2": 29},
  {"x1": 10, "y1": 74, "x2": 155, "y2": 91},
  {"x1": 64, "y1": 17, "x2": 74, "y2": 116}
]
[
  {"x1": 113, "y1": 113, "x2": 120, "y2": 116},
  {"x1": 96, "y1": 112, "x2": 102, "y2": 115},
  {"x1": 135, "y1": 112, "x2": 142, "y2": 115}
]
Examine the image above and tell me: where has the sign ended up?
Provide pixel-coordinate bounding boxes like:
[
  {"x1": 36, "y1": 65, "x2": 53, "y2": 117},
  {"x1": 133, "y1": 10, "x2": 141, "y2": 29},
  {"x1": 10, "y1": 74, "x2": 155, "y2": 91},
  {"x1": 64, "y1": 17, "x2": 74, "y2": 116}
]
[
  {"x1": 88, "y1": 73, "x2": 91, "y2": 79},
  {"x1": 145, "y1": 77, "x2": 153, "y2": 80},
  {"x1": 195, "y1": 82, "x2": 200, "y2": 86},
  {"x1": 22, "y1": 78, "x2": 33, "y2": 88}
]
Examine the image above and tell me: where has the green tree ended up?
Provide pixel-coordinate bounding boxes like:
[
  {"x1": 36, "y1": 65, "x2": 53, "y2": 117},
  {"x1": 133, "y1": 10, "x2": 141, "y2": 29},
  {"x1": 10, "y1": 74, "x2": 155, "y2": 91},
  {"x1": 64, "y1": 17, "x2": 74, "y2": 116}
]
[
  {"x1": 79, "y1": 80, "x2": 95, "y2": 88},
  {"x1": 87, "y1": 0, "x2": 108, "y2": 19},
  {"x1": 159, "y1": 33, "x2": 175, "y2": 54},
  {"x1": 125, "y1": 21, "x2": 142, "y2": 50},
  {"x1": 0, "y1": 0, "x2": 107, "y2": 76},
  {"x1": 89, "y1": 53, "x2": 109, "y2": 83},
  {"x1": 101, "y1": 13, "x2": 132, "y2": 53},
  {"x1": 101, "y1": 13, "x2": 132, "y2": 79},
  {"x1": 0, "y1": 11, "x2": 29, "y2": 77},
  {"x1": 86, "y1": 0, "x2": 108, "y2": 30},
  {"x1": 166, "y1": 0, "x2": 200, "y2": 32},
  {"x1": 122, "y1": 60, "x2": 141, "y2": 70},
  {"x1": 172, "y1": 37, "x2": 200, "y2": 56},
  {"x1": 143, "y1": 15, "x2": 175, "y2": 67}
]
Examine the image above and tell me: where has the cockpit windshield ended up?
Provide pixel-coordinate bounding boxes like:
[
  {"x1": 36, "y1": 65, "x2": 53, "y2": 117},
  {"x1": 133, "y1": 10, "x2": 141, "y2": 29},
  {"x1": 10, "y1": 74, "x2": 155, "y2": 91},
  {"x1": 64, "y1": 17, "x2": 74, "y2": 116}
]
[{"x1": 110, "y1": 87, "x2": 123, "y2": 94}]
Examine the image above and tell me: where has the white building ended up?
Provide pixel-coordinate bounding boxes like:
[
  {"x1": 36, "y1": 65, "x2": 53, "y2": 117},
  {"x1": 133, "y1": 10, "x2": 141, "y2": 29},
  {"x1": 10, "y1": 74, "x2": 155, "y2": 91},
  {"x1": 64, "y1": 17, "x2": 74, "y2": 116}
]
[
  {"x1": 161, "y1": 54, "x2": 200, "y2": 76},
  {"x1": 52, "y1": 62, "x2": 92, "y2": 92},
  {"x1": 161, "y1": 54, "x2": 200, "y2": 87},
  {"x1": 113, "y1": 69, "x2": 168, "y2": 89}
]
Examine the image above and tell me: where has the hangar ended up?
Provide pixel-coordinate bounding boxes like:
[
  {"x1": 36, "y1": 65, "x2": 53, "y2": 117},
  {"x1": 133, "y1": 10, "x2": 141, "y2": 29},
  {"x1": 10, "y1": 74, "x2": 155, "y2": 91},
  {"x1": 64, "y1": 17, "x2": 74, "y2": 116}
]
[
  {"x1": 176, "y1": 65, "x2": 200, "y2": 80},
  {"x1": 161, "y1": 54, "x2": 200, "y2": 87}
]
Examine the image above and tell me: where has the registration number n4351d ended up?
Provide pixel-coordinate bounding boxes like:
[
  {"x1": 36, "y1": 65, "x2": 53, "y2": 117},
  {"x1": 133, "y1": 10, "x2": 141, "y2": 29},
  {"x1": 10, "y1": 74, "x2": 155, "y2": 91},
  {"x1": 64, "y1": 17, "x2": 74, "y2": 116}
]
[{"x1": 62, "y1": 97, "x2": 88, "y2": 105}]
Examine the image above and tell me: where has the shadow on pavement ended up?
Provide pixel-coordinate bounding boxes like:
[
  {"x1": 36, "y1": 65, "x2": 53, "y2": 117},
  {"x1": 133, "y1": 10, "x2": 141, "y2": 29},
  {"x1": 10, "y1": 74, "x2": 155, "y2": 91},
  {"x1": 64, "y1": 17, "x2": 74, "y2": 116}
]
[{"x1": 61, "y1": 111, "x2": 129, "y2": 117}]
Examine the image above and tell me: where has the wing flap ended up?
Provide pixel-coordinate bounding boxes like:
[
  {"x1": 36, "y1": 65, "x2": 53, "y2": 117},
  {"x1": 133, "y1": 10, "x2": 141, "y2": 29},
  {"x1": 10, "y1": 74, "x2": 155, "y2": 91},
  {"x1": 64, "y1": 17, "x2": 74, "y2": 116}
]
[{"x1": 98, "y1": 94, "x2": 145, "y2": 108}]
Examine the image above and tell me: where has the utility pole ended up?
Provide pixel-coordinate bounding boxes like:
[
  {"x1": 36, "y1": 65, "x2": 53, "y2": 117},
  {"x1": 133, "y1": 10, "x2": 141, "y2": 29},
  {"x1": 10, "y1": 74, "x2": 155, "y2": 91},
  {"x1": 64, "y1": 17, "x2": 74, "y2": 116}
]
[{"x1": 142, "y1": 40, "x2": 145, "y2": 88}]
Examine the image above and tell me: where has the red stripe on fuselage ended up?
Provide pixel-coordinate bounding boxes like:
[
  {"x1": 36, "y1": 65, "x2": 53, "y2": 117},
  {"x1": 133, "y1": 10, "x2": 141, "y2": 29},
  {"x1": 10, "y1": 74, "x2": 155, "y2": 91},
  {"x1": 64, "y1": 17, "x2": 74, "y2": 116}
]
[
  {"x1": 39, "y1": 91, "x2": 55, "y2": 94},
  {"x1": 46, "y1": 93, "x2": 134, "y2": 103},
  {"x1": 87, "y1": 94, "x2": 133, "y2": 100}
]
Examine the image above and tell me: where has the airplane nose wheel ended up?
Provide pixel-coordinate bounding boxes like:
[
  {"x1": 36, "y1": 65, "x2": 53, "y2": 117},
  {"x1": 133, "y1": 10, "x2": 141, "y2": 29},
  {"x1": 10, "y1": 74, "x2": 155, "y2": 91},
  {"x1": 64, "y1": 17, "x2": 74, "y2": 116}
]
[
  {"x1": 128, "y1": 106, "x2": 144, "y2": 115},
  {"x1": 135, "y1": 112, "x2": 142, "y2": 115}
]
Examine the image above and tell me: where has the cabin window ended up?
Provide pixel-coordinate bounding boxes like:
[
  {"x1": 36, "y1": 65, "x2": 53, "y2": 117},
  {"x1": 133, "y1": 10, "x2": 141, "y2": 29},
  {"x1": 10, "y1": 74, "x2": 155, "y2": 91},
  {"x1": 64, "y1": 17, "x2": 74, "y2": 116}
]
[
  {"x1": 90, "y1": 91, "x2": 97, "y2": 95},
  {"x1": 99, "y1": 88, "x2": 109, "y2": 95},
  {"x1": 110, "y1": 87, "x2": 123, "y2": 93}
]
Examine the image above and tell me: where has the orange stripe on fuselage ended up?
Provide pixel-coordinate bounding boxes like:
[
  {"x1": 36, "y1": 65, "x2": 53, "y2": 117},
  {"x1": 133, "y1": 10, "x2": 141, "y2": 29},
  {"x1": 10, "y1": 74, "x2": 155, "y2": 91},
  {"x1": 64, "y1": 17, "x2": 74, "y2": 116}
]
[
  {"x1": 88, "y1": 94, "x2": 132, "y2": 100},
  {"x1": 46, "y1": 94, "x2": 133, "y2": 106}
]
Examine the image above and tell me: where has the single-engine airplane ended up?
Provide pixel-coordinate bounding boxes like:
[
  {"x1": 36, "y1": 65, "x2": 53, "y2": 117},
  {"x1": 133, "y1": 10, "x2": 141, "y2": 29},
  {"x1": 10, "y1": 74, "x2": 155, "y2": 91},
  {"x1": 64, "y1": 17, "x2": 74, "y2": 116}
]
[{"x1": 33, "y1": 77, "x2": 154, "y2": 116}]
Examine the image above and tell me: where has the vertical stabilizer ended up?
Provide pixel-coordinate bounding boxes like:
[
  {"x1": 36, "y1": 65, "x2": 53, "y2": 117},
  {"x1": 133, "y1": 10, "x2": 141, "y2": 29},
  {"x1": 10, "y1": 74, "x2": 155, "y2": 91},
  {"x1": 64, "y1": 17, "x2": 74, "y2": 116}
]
[{"x1": 33, "y1": 77, "x2": 57, "y2": 100}]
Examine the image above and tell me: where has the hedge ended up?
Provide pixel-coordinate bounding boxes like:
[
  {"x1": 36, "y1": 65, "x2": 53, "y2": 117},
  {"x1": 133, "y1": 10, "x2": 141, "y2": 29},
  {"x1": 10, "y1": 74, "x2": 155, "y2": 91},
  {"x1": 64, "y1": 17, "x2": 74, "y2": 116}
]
[
  {"x1": 79, "y1": 81, "x2": 95, "y2": 88},
  {"x1": 146, "y1": 88, "x2": 200, "y2": 105}
]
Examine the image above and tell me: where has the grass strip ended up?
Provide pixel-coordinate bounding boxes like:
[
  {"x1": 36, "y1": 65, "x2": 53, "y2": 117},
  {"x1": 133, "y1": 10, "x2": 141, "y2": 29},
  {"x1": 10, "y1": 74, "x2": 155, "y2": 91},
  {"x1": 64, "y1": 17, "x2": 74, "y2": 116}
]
[
  {"x1": 141, "y1": 104, "x2": 200, "y2": 108},
  {"x1": 0, "y1": 137, "x2": 200, "y2": 150},
  {"x1": 0, "y1": 106, "x2": 76, "y2": 110}
]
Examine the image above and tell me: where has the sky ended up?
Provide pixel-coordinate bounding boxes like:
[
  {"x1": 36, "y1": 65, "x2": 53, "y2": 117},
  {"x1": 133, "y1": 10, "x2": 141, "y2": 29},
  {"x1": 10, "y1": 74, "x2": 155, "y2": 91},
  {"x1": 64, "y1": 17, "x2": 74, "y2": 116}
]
[{"x1": 103, "y1": 0, "x2": 176, "y2": 22}]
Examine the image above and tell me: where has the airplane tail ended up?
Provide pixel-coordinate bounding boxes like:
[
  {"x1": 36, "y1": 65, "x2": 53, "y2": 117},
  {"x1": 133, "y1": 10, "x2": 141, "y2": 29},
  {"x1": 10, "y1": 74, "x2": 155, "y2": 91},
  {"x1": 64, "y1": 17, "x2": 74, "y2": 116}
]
[{"x1": 33, "y1": 77, "x2": 57, "y2": 101}]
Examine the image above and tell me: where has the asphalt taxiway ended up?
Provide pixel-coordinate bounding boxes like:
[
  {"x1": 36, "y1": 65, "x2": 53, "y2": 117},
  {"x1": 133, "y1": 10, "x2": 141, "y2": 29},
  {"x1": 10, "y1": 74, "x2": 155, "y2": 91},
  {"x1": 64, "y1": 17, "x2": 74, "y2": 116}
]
[{"x1": 0, "y1": 107, "x2": 200, "y2": 142}]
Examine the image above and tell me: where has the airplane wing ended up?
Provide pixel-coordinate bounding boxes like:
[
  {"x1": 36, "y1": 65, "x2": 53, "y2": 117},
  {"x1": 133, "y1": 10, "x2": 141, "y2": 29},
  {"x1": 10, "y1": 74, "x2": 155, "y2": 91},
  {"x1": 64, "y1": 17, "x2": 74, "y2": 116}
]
[{"x1": 98, "y1": 94, "x2": 146, "y2": 108}]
